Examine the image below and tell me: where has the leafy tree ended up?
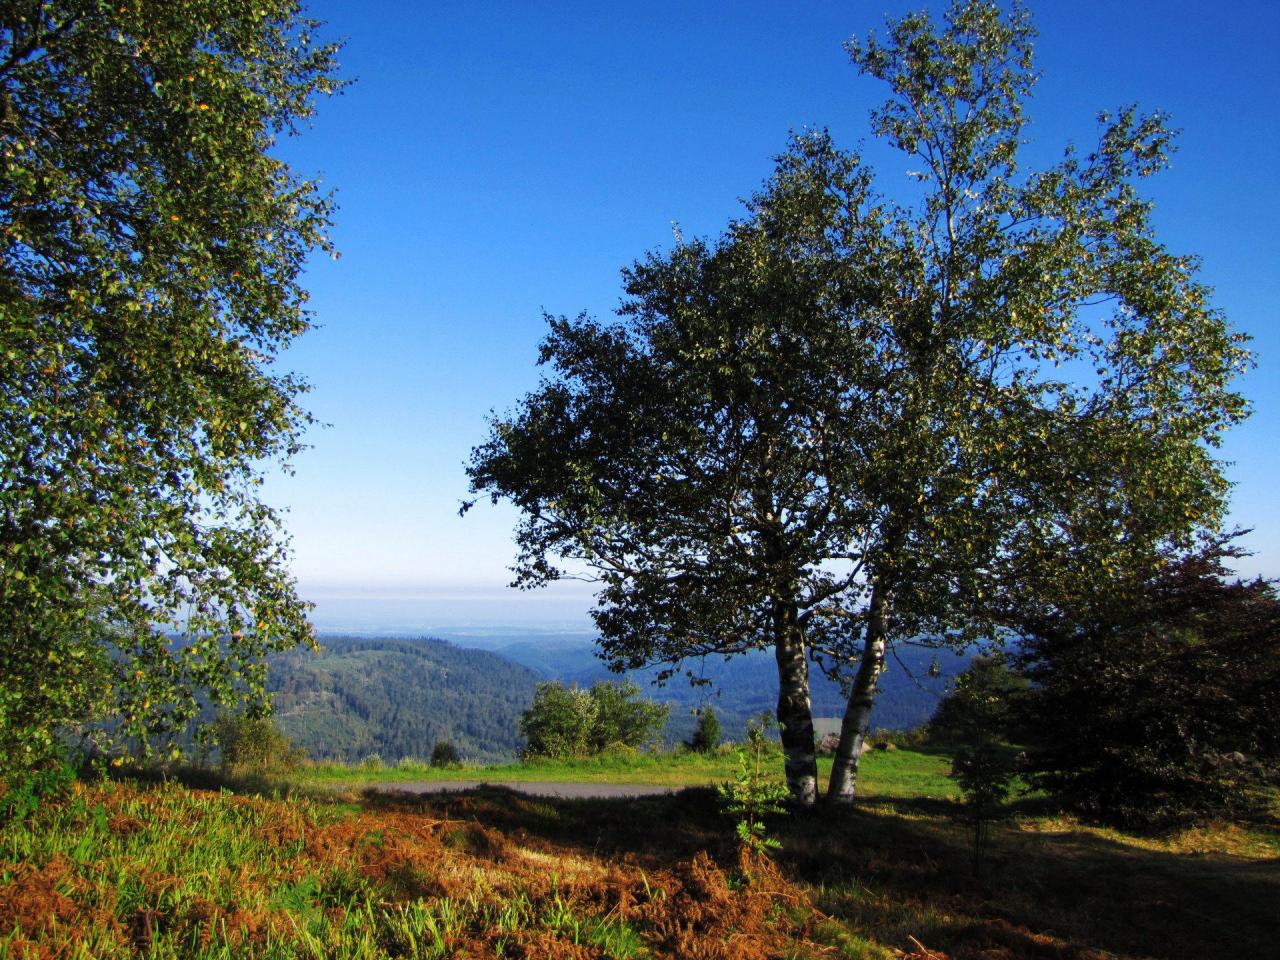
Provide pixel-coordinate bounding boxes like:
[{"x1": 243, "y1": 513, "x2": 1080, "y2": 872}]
[
  {"x1": 468, "y1": 0, "x2": 1248, "y2": 805},
  {"x1": 587, "y1": 678, "x2": 669, "y2": 753},
  {"x1": 0, "y1": 1, "x2": 342, "y2": 776},
  {"x1": 519, "y1": 680, "x2": 668, "y2": 759},
  {"x1": 1015, "y1": 537, "x2": 1280, "y2": 826},
  {"x1": 933, "y1": 656, "x2": 1024, "y2": 874},
  {"x1": 519, "y1": 682, "x2": 598, "y2": 759},
  {"x1": 689, "y1": 706, "x2": 721, "y2": 753}
]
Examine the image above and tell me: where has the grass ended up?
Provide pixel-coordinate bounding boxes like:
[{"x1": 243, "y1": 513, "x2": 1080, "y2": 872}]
[
  {"x1": 0, "y1": 778, "x2": 825, "y2": 959},
  {"x1": 293, "y1": 744, "x2": 961, "y2": 800},
  {"x1": 2, "y1": 750, "x2": 1274, "y2": 959}
]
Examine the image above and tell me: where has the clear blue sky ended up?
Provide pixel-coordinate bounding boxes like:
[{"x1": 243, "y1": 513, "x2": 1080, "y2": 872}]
[{"x1": 261, "y1": 1, "x2": 1280, "y2": 627}]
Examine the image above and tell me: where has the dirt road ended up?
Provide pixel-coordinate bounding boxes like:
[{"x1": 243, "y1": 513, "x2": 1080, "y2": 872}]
[{"x1": 361, "y1": 780, "x2": 680, "y2": 799}]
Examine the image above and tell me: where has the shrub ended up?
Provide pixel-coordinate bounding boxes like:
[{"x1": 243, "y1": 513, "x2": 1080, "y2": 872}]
[
  {"x1": 1016, "y1": 539, "x2": 1280, "y2": 826},
  {"x1": 210, "y1": 712, "x2": 305, "y2": 774},
  {"x1": 952, "y1": 742, "x2": 1016, "y2": 877},
  {"x1": 430, "y1": 740, "x2": 461, "y2": 768},
  {"x1": 588, "y1": 680, "x2": 669, "y2": 753},
  {"x1": 520, "y1": 683, "x2": 598, "y2": 759},
  {"x1": 689, "y1": 707, "x2": 722, "y2": 753},
  {"x1": 932, "y1": 657, "x2": 1023, "y2": 873},
  {"x1": 718, "y1": 715, "x2": 789, "y2": 862},
  {"x1": 520, "y1": 680, "x2": 668, "y2": 759}
]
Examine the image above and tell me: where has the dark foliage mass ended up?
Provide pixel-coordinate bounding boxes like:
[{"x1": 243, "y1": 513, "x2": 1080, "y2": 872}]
[
  {"x1": 267, "y1": 637, "x2": 541, "y2": 762},
  {"x1": 1016, "y1": 539, "x2": 1280, "y2": 825}
]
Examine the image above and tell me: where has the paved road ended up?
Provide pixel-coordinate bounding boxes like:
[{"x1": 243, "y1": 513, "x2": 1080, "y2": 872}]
[{"x1": 361, "y1": 780, "x2": 681, "y2": 799}]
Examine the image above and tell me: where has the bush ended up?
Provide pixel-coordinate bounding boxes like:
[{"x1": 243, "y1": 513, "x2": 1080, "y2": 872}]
[
  {"x1": 588, "y1": 680, "x2": 669, "y2": 754},
  {"x1": 210, "y1": 712, "x2": 305, "y2": 774},
  {"x1": 718, "y1": 715, "x2": 789, "y2": 862},
  {"x1": 952, "y1": 742, "x2": 1016, "y2": 877},
  {"x1": 519, "y1": 683, "x2": 598, "y2": 759},
  {"x1": 519, "y1": 680, "x2": 668, "y2": 759},
  {"x1": 1016, "y1": 538, "x2": 1280, "y2": 826},
  {"x1": 689, "y1": 707, "x2": 722, "y2": 753},
  {"x1": 430, "y1": 740, "x2": 461, "y2": 768}
]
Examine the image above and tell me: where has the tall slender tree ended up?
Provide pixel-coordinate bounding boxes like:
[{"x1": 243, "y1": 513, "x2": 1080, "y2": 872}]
[
  {"x1": 822, "y1": 0, "x2": 1249, "y2": 800},
  {"x1": 0, "y1": 0, "x2": 342, "y2": 773}
]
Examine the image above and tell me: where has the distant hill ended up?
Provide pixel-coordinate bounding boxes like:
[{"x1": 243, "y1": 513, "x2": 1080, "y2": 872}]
[
  {"x1": 485, "y1": 638, "x2": 970, "y2": 743},
  {"x1": 264, "y1": 633, "x2": 969, "y2": 764},
  {"x1": 267, "y1": 636, "x2": 540, "y2": 763}
]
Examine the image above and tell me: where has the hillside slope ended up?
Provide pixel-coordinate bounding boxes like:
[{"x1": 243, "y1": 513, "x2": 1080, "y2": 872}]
[
  {"x1": 268, "y1": 637, "x2": 539, "y2": 762},
  {"x1": 264, "y1": 633, "x2": 967, "y2": 763},
  {"x1": 489, "y1": 639, "x2": 970, "y2": 742}
]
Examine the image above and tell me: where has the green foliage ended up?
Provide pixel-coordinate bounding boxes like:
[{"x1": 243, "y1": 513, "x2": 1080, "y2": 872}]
[
  {"x1": 519, "y1": 680, "x2": 668, "y2": 759},
  {"x1": 587, "y1": 678, "x2": 670, "y2": 753},
  {"x1": 689, "y1": 706, "x2": 722, "y2": 753},
  {"x1": 469, "y1": 0, "x2": 1249, "y2": 804},
  {"x1": 519, "y1": 682, "x2": 597, "y2": 759},
  {"x1": 929, "y1": 654, "x2": 1029, "y2": 744},
  {"x1": 1016, "y1": 537, "x2": 1280, "y2": 826},
  {"x1": 430, "y1": 740, "x2": 461, "y2": 768},
  {"x1": 210, "y1": 710, "x2": 305, "y2": 775},
  {"x1": 0, "y1": 1, "x2": 343, "y2": 777},
  {"x1": 951, "y1": 742, "x2": 1017, "y2": 877},
  {"x1": 718, "y1": 715, "x2": 789, "y2": 858},
  {"x1": 935, "y1": 657, "x2": 1023, "y2": 873}
]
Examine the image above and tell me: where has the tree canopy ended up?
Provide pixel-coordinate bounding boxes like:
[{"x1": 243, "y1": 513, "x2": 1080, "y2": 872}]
[
  {"x1": 1015, "y1": 536, "x2": 1280, "y2": 825},
  {"x1": 470, "y1": 0, "x2": 1249, "y2": 805},
  {"x1": 0, "y1": 0, "x2": 342, "y2": 774}
]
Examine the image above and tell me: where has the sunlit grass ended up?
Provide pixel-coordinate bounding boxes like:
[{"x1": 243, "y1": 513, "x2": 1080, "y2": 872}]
[{"x1": 291, "y1": 745, "x2": 962, "y2": 800}]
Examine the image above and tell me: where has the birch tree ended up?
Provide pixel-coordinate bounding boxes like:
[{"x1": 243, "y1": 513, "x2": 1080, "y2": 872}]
[
  {"x1": 468, "y1": 0, "x2": 1249, "y2": 805},
  {"x1": 0, "y1": 0, "x2": 342, "y2": 774}
]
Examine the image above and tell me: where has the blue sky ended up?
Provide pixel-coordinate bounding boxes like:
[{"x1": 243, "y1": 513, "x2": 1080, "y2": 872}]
[{"x1": 261, "y1": 1, "x2": 1280, "y2": 627}]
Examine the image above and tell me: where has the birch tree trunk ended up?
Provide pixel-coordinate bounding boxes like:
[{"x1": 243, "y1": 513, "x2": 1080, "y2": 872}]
[
  {"x1": 773, "y1": 598, "x2": 818, "y2": 806},
  {"x1": 826, "y1": 580, "x2": 892, "y2": 803}
]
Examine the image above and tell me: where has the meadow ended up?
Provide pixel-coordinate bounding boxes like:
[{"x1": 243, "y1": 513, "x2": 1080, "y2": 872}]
[
  {"x1": 2, "y1": 748, "x2": 1275, "y2": 959},
  {"x1": 294, "y1": 745, "x2": 959, "y2": 799}
]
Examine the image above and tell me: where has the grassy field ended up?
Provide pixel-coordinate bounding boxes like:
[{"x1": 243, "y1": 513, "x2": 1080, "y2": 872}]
[
  {"x1": 1, "y1": 750, "x2": 1275, "y2": 959},
  {"x1": 294, "y1": 746, "x2": 960, "y2": 800}
]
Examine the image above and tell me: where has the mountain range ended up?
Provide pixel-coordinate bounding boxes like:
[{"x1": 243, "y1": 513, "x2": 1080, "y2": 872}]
[{"x1": 265, "y1": 632, "x2": 971, "y2": 763}]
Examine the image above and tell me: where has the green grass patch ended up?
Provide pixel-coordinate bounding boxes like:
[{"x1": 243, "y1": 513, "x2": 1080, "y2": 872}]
[{"x1": 291, "y1": 745, "x2": 961, "y2": 800}]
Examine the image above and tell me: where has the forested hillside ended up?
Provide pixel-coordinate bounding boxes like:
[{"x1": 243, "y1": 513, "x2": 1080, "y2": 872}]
[
  {"x1": 263, "y1": 634, "x2": 962, "y2": 763},
  {"x1": 486, "y1": 639, "x2": 970, "y2": 742},
  {"x1": 267, "y1": 637, "x2": 539, "y2": 762}
]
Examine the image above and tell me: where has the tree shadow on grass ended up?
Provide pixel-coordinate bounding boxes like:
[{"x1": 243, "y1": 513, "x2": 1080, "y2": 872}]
[
  {"x1": 784, "y1": 799, "x2": 1279, "y2": 960},
  {"x1": 361, "y1": 784, "x2": 730, "y2": 867},
  {"x1": 363, "y1": 784, "x2": 1277, "y2": 960}
]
